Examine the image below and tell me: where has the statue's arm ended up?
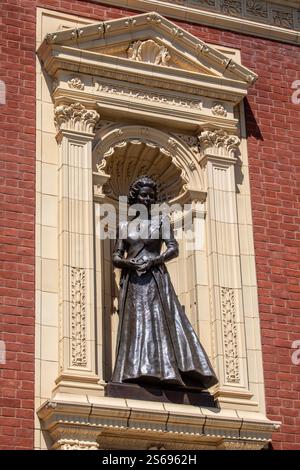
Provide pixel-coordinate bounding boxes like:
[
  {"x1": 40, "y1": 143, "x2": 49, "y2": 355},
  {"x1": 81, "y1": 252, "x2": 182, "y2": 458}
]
[
  {"x1": 112, "y1": 237, "x2": 128, "y2": 269},
  {"x1": 112, "y1": 229, "x2": 137, "y2": 271},
  {"x1": 160, "y1": 221, "x2": 179, "y2": 263}
]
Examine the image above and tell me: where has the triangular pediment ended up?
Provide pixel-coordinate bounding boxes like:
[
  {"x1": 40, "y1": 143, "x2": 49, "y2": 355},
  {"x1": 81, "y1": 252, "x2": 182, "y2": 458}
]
[{"x1": 39, "y1": 12, "x2": 257, "y2": 85}]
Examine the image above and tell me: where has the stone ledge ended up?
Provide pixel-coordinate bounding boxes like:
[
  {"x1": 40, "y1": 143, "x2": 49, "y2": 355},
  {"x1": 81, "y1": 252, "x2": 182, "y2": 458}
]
[{"x1": 37, "y1": 394, "x2": 280, "y2": 450}]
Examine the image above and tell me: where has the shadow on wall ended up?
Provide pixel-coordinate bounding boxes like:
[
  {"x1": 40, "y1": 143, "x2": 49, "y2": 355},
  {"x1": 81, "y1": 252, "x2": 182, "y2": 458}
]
[{"x1": 244, "y1": 97, "x2": 264, "y2": 141}]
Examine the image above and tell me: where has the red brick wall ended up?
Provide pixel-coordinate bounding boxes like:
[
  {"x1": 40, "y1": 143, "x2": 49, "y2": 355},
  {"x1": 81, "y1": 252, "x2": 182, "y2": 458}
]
[{"x1": 0, "y1": 0, "x2": 299, "y2": 449}]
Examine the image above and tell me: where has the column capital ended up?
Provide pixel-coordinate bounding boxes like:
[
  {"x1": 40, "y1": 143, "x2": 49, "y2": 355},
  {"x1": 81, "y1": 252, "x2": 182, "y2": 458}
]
[
  {"x1": 198, "y1": 128, "x2": 240, "y2": 165},
  {"x1": 54, "y1": 102, "x2": 100, "y2": 134}
]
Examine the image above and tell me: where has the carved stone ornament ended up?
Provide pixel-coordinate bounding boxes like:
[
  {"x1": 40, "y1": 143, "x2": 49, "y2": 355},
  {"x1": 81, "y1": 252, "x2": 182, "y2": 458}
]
[
  {"x1": 211, "y1": 103, "x2": 227, "y2": 117},
  {"x1": 246, "y1": 0, "x2": 268, "y2": 19},
  {"x1": 68, "y1": 77, "x2": 85, "y2": 90},
  {"x1": 198, "y1": 129, "x2": 240, "y2": 155},
  {"x1": 94, "y1": 81, "x2": 202, "y2": 110},
  {"x1": 127, "y1": 40, "x2": 171, "y2": 66},
  {"x1": 221, "y1": 0, "x2": 242, "y2": 16},
  {"x1": 54, "y1": 439, "x2": 99, "y2": 450},
  {"x1": 54, "y1": 103, "x2": 99, "y2": 133},
  {"x1": 221, "y1": 287, "x2": 240, "y2": 384},
  {"x1": 176, "y1": 134, "x2": 200, "y2": 159},
  {"x1": 71, "y1": 267, "x2": 87, "y2": 367}
]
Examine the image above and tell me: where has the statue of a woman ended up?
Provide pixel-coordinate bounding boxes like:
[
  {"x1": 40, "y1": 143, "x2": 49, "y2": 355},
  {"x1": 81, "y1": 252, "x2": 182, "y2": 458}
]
[{"x1": 112, "y1": 176, "x2": 218, "y2": 389}]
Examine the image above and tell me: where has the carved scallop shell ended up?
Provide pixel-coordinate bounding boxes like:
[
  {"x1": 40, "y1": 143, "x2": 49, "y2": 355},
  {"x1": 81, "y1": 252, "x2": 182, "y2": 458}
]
[
  {"x1": 99, "y1": 140, "x2": 186, "y2": 202},
  {"x1": 128, "y1": 40, "x2": 170, "y2": 66}
]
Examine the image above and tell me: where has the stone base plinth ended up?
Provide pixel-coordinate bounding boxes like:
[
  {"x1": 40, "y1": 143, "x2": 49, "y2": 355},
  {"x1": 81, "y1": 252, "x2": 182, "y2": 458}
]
[{"x1": 105, "y1": 382, "x2": 215, "y2": 407}]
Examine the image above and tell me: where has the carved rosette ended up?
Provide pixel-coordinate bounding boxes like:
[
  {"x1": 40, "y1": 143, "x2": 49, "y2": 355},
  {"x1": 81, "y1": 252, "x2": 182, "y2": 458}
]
[
  {"x1": 54, "y1": 103, "x2": 100, "y2": 133},
  {"x1": 198, "y1": 129, "x2": 240, "y2": 158},
  {"x1": 211, "y1": 103, "x2": 227, "y2": 117},
  {"x1": 71, "y1": 267, "x2": 87, "y2": 367},
  {"x1": 68, "y1": 77, "x2": 85, "y2": 90},
  {"x1": 221, "y1": 287, "x2": 240, "y2": 384},
  {"x1": 127, "y1": 40, "x2": 170, "y2": 66}
]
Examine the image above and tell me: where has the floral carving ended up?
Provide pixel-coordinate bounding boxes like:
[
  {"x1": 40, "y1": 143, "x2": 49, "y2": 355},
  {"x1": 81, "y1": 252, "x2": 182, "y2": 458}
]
[
  {"x1": 54, "y1": 103, "x2": 99, "y2": 133},
  {"x1": 246, "y1": 0, "x2": 268, "y2": 18},
  {"x1": 221, "y1": 0, "x2": 242, "y2": 16},
  {"x1": 71, "y1": 267, "x2": 87, "y2": 367},
  {"x1": 68, "y1": 77, "x2": 85, "y2": 90},
  {"x1": 128, "y1": 40, "x2": 170, "y2": 66},
  {"x1": 221, "y1": 287, "x2": 240, "y2": 384},
  {"x1": 272, "y1": 10, "x2": 293, "y2": 29},
  {"x1": 211, "y1": 103, "x2": 227, "y2": 117}
]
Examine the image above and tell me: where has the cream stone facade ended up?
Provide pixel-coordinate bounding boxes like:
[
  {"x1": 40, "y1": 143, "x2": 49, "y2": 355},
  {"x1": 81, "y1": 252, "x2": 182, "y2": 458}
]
[{"x1": 35, "y1": 8, "x2": 280, "y2": 450}]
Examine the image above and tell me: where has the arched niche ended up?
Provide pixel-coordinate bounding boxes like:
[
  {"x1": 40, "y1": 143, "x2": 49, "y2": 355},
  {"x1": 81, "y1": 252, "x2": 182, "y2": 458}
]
[{"x1": 92, "y1": 124, "x2": 208, "y2": 381}]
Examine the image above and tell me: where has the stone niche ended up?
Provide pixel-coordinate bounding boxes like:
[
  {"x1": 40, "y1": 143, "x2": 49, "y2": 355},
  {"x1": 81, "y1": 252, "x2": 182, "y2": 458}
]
[{"x1": 35, "y1": 8, "x2": 279, "y2": 449}]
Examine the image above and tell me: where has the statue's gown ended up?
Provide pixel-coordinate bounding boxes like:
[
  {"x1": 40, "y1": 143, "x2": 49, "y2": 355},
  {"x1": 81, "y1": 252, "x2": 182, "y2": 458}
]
[{"x1": 111, "y1": 218, "x2": 218, "y2": 389}]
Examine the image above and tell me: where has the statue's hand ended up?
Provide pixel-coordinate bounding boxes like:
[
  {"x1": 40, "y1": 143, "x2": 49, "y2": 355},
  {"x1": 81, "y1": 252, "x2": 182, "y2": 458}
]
[
  {"x1": 136, "y1": 256, "x2": 163, "y2": 272},
  {"x1": 123, "y1": 259, "x2": 141, "y2": 270}
]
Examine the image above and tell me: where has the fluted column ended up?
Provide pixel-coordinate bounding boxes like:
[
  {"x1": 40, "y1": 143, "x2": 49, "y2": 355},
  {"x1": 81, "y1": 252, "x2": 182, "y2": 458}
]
[
  {"x1": 198, "y1": 129, "x2": 253, "y2": 407},
  {"x1": 52, "y1": 103, "x2": 102, "y2": 397}
]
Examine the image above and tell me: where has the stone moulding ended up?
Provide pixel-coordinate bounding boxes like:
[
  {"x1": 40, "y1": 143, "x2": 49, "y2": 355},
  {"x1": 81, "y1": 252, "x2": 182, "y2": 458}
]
[
  {"x1": 88, "y1": 1, "x2": 300, "y2": 45},
  {"x1": 37, "y1": 396, "x2": 280, "y2": 450}
]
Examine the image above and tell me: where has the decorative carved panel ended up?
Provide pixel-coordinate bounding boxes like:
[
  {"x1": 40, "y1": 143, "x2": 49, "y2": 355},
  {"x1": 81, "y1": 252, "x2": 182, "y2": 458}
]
[
  {"x1": 221, "y1": 287, "x2": 240, "y2": 384},
  {"x1": 71, "y1": 267, "x2": 87, "y2": 367}
]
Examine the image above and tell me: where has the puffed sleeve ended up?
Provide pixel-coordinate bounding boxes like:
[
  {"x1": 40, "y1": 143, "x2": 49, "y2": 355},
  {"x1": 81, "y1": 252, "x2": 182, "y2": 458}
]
[
  {"x1": 160, "y1": 215, "x2": 179, "y2": 263},
  {"x1": 112, "y1": 225, "x2": 126, "y2": 269}
]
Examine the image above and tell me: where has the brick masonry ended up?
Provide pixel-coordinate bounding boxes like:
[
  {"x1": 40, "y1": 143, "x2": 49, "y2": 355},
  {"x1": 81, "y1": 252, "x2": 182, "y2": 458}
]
[{"x1": 0, "y1": 0, "x2": 299, "y2": 450}]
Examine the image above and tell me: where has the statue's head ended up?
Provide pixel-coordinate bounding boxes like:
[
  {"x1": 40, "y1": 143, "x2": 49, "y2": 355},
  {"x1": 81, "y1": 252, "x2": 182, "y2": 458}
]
[{"x1": 128, "y1": 175, "x2": 157, "y2": 207}]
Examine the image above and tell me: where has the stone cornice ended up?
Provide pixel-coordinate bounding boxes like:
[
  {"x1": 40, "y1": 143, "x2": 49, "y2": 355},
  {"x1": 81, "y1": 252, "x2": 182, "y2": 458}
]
[
  {"x1": 37, "y1": 395, "x2": 280, "y2": 450},
  {"x1": 90, "y1": 1, "x2": 300, "y2": 45}
]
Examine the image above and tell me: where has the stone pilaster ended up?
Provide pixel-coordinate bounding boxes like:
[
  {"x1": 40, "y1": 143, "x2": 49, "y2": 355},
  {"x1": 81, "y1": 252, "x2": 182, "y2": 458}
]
[
  {"x1": 198, "y1": 129, "x2": 253, "y2": 408},
  {"x1": 52, "y1": 102, "x2": 103, "y2": 397}
]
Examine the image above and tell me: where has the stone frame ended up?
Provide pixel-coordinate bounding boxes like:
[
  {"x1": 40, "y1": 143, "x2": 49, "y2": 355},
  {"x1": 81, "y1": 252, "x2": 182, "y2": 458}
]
[{"x1": 35, "y1": 8, "x2": 279, "y2": 449}]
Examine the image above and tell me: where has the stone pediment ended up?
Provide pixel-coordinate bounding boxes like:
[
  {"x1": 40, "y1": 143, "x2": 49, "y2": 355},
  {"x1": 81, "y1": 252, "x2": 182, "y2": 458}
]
[{"x1": 38, "y1": 12, "x2": 257, "y2": 102}]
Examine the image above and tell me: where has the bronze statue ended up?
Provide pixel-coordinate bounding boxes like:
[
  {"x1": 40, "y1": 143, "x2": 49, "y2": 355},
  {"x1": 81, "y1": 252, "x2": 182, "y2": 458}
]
[{"x1": 111, "y1": 176, "x2": 218, "y2": 389}]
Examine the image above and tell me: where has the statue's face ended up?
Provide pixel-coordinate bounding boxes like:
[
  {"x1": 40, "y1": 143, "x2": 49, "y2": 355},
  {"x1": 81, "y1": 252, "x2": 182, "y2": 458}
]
[{"x1": 137, "y1": 185, "x2": 156, "y2": 208}]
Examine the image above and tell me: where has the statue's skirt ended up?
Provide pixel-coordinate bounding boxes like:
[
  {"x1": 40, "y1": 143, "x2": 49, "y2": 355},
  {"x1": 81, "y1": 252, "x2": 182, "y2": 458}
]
[{"x1": 112, "y1": 265, "x2": 218, "y2": 389}]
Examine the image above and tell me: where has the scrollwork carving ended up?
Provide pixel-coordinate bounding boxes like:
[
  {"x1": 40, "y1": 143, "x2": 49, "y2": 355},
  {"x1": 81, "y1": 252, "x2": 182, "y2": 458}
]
[{"x1": 54, "y1": 103, "x2": 99, "y2": 133}]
